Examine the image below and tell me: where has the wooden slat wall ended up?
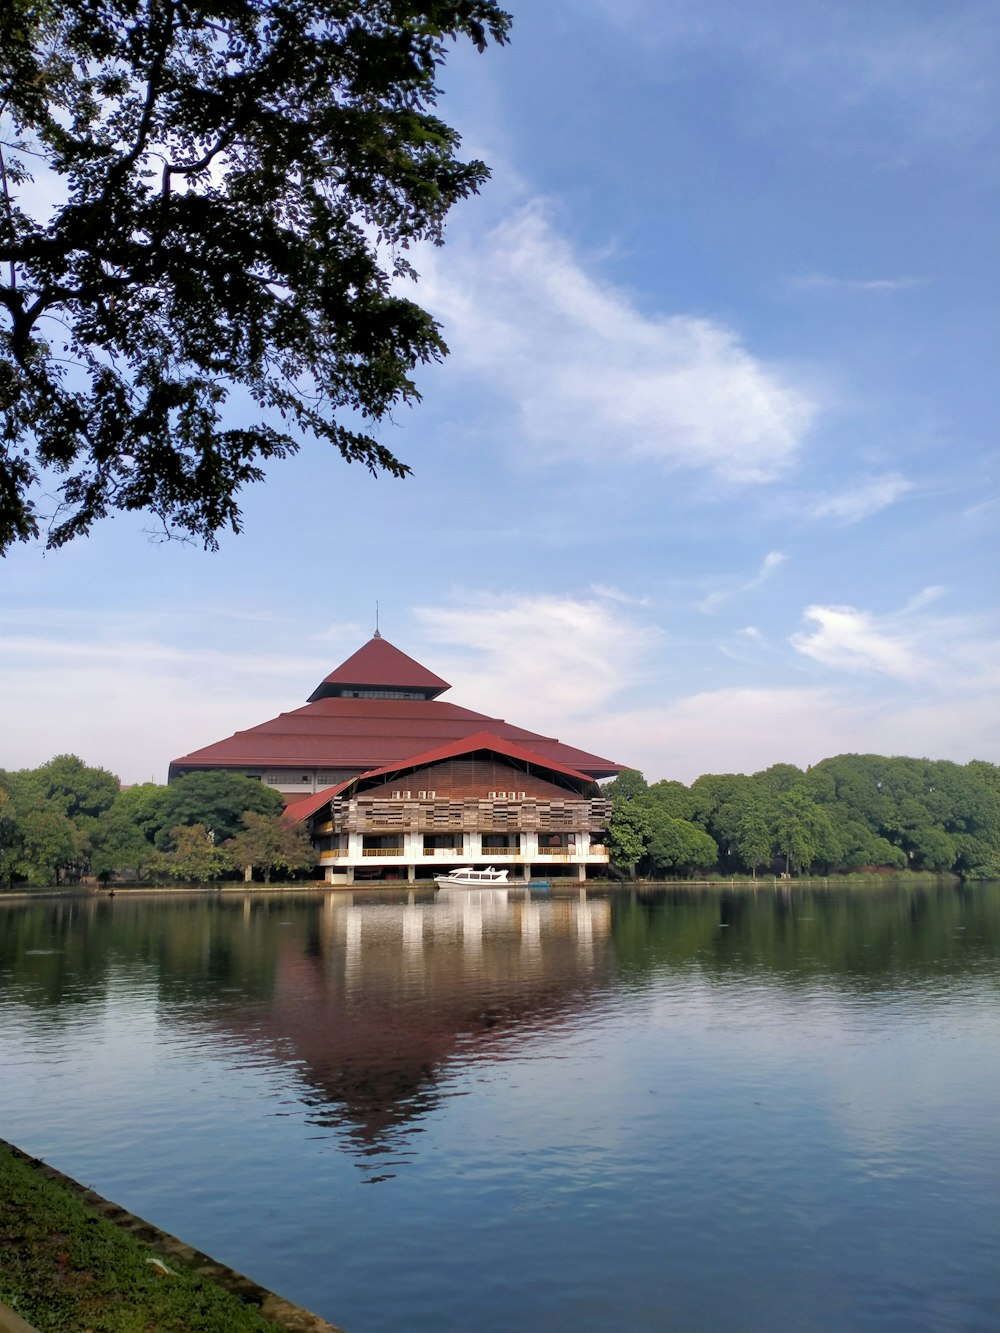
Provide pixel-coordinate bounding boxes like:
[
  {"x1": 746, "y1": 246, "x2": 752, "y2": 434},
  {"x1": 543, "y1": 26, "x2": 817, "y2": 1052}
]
[
  {"x1": 361, "y1": 757, "x2": 584, "y2": 801},
  {"x1": 328, "y1": 796, "x2": 613, "y2": 834}
]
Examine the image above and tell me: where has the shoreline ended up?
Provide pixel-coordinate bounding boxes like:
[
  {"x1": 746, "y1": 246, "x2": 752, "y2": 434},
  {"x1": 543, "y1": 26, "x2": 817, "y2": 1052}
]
[{"x1": 0, "y1": 870, "x2": 965, "y2": 902}]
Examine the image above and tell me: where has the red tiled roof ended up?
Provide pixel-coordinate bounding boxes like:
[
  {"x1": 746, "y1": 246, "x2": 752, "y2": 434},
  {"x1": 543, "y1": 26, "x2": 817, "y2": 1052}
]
[
  {"x1": 172, "y1": 697, "x2": 622, "y2": 778},
  {"x1": 307, "y1": 635, "x2": 449, "y2": 702},
  {"x1": 283, "y1": 781, "x2": 354, "y2": 823}
]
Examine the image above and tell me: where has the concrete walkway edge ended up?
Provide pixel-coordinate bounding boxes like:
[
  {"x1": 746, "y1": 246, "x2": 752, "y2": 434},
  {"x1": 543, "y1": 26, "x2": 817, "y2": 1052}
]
[{"x1": 0, "y1": 1301, "x2": 39, "y2": 1333}]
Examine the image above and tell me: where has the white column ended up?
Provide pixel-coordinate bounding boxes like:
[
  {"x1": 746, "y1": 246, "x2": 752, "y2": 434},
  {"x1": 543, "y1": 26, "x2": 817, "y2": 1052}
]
[{"x1": 347, "y1": 829, "x2": 361, "y2": 863}]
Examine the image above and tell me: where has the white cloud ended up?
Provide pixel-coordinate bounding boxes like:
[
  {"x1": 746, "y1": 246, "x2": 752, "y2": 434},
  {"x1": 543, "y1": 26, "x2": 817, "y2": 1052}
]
[
  {"x1": 790, "y1": 605, "x2": 924, "y2": 679},
  {"x1": 812, "y1": 473, "x2": 913, "y2": 523},
  {"x1": 415, "y1": 592, "x2": 660, "y2": 732},
  {"x1": 420, "y1": 206, "x2": 816, "y2": 484},
  {"x1": 4, "y1": 589, "x2": 995, "y2": 793},
  {"x1": 790, "y1": 593, "x2": 1000, "y2": 687},
  {"x1": 584, "y1": 684, "x2": 1000, "y2": 785}
]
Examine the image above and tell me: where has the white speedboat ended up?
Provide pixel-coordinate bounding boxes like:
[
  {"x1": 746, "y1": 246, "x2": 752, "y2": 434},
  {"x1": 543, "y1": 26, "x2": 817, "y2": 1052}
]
[{"x1": 434, "y1": 866, "x2": 510, "y2": 888}]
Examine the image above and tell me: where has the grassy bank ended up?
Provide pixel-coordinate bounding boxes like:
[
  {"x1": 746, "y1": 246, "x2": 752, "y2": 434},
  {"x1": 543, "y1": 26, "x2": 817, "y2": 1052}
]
[{"x1": 0, "y1": 1142, "x2": 338, "y2": 1333}]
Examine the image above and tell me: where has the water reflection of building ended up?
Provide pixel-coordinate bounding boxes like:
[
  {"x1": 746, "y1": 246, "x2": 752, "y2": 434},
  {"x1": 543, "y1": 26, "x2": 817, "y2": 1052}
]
[
  {"x1": 206, "y1": 893, "x2": 613, "y2": 1162},
  {"x1": 170, "y1": 634, "x2": 623, "y2": 884}
]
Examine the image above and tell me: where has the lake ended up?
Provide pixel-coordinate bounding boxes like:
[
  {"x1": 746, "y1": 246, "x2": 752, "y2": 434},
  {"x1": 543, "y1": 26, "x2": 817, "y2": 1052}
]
[{"x1": 1, "y1": 882, "x2": 999, "y2": 1332}]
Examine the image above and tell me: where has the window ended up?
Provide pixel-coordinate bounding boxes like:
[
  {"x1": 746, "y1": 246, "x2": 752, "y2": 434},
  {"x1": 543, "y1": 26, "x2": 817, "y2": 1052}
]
[{"x1": 342, "y1": 689, "x2": 426, "y2": 699}]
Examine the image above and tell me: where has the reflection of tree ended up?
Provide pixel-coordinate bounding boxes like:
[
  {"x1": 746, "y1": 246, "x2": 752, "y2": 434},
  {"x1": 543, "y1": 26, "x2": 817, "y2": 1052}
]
[
  {"x1": 3, "y1": 885, "x2": 999, "y2": 1176},
  {"x1": 0, "y1": 891, "x2": 616, "y2": 1169},
  {"x1": 610, "y1": 883, "x2": 1000, "y2": 992},
  {"x1": 0, "y1": 895, "x2": 288, "y2": 1010}
]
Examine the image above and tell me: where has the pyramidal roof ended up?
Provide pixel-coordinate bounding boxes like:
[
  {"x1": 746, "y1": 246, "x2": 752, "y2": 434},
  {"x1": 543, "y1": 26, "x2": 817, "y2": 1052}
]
[
  {"x1": 307, "y1": 633, "x2": 450, "y2": 702},
  {"x1": 170, "y1": 635, "x2": 623, "y2": 781}
]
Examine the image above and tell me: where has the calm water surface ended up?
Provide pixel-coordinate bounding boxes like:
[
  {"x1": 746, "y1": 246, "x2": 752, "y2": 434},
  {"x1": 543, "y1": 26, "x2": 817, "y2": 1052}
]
[{"x1": 1, "y1": 883, "x2": 999, "y2": 1333}]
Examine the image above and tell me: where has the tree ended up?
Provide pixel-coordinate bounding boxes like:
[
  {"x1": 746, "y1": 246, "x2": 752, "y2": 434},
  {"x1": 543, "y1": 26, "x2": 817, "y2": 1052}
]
[
  {"x1": 151, "y1": 822, "x2": 228, "y2": 882},
  {"x1": 89, "y1": 783, "x2": 166, "y2": 880},
  {"x1": 646, "y1": 815, "x2": 718, "y2": 879},
  {"x1": 602, "y1": 769, "x2": 648, "y2": 803},
  {"x1": 644, "y1": 779, "x2": 695, "y2": 821},
  {"x1": 0, "y1": 754, "x2": 119, "y2": 881},
  {"x1": 14, "y1": 806, "x2": 80, "y2": 884},
  {"x1": 688, "y1": 772, "x2": 757, "y2": 872},
  {"x1": 153, "y1": 771, "x2": 283, "y2": 846},
  {"x1": 0, "y1": 786, "x2": 22, "y2": 886},
  {"x1": 29, "y1": 754, "x2": 120, "y2": 821},
  {"x1": 224, "y1": 810, "x2": 316, "y2": 883},
  {"x1": 768, "y1": 789, "x2": 840, "y2": 876},
  {"x1": 0, "y1": 0, "x2": 511, "y2": 551},
  {"x1": 733, "y1": 800, "x2": 773, "y2": 878},
  {"x1": 606, "y1": 801, "x2": 651, "y2": 879}
]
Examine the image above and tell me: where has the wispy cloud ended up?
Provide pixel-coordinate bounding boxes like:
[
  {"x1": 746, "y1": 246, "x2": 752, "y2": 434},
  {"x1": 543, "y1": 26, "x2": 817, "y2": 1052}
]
[
  {"x1": 590, "y1": 583, "x2": 652, "y2": 607},
  {"x1": 789, "y1": 273, "x2": 927, "y2": 294},
  {"x1": 420, "y1": 206, "x2": 816, "y2": 484},
  {"x1": 699, "y1": 549, "x2": 786, "y2": 612},
  {"x1": 811, "y1": 472, "x2": 914, "y2": 523}
]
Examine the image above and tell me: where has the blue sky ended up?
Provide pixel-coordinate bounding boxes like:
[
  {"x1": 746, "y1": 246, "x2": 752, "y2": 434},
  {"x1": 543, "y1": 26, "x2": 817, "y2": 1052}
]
[{"x1": 2, "y1": 0, "x2": 998, "y2": 785}]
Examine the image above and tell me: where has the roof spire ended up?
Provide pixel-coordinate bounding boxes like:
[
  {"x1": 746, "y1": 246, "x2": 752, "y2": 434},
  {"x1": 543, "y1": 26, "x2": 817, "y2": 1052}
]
[{"x1": 374, "y1": 600, "x2": 381, "y2": 639}]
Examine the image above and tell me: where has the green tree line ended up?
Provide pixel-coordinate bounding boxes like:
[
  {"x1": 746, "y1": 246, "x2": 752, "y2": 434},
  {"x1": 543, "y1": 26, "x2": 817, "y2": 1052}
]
[
  {"x1": 0, "y1": 757, "x2": 315, "y2": 886},
  {"x1": 4, "y1": 751, "x2": 998, "y2": 887},
  {"x1": 603, "y1": 755, "x2": 1000, "y2": 881}
]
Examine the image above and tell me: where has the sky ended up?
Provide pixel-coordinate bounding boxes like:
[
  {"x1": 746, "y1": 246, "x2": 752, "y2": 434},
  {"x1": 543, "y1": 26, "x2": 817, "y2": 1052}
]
[{"x1": 1, "y1": 0, "x2": 998, "y2": 786}]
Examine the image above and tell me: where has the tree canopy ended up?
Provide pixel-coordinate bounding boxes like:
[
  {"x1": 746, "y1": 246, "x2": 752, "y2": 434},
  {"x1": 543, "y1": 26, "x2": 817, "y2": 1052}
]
[
  {"x1": 603, "y1": 754, "x2": 1000, "y2": 881},
  {"x1": 0, "y1": 756, "x2": 301, "y2": 884},
  {"x1": 0, "y1": 0, "x2": 510, "y2": 551}
]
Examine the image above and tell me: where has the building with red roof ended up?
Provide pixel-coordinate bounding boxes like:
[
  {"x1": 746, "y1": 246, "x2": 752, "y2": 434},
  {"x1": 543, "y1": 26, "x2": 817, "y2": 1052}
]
[{"x1": 170, "y1": 633, "x2": 623, "y2": 884}]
